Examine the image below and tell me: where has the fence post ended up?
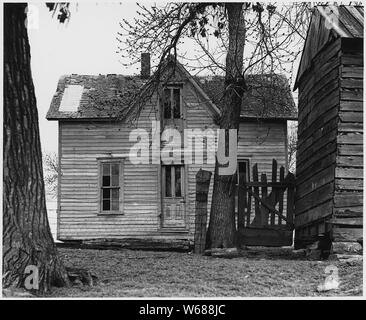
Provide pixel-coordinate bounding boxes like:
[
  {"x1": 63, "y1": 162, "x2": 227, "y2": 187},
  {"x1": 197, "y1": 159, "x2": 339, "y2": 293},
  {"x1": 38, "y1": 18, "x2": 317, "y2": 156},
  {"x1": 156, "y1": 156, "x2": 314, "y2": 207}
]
[
  {"x1": 286, "y1": 173, "x2": 295, "y2": 228},
  {"x1": 278, "y1": 166, "x2": 285, "y2": 225},
  {"x1": 271, "y1": 159, "x2": 278, "y2": 225},
  {"x1": 261, "y1": 173, "x2": 269, "y2": 225},
  {"x1": 237, "y1": 172, "x2": 246, "y2": 230},
  {"x1": 252, "y1": 164, "x2": 260, "y2": 225},
  {"x1": 194, "y1": 169, "x2": 212, "y2": 254}
]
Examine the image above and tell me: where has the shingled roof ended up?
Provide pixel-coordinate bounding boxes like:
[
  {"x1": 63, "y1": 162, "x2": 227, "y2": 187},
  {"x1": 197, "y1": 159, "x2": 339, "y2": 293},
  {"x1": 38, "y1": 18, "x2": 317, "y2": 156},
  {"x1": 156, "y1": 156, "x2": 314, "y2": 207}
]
[
  {"x1": 46, "y1": 74, "x2": 147, "y2": 120},
  {"x1": 194, "y1": 74, "x2": 297, "y2": 120},
  {"x1": 47, "y1": 71, "x2": 296, "y2": 121}
]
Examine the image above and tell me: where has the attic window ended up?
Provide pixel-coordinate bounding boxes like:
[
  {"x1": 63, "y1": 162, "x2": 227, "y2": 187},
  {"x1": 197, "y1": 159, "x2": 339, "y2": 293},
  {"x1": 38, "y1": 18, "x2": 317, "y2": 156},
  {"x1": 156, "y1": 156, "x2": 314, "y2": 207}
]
[
  {"x1": 59, "y1": 85, "x2": 84, "y2": 112},
  {"x1": 163, "y1": 87, "x2": 181, "y2": 119}
]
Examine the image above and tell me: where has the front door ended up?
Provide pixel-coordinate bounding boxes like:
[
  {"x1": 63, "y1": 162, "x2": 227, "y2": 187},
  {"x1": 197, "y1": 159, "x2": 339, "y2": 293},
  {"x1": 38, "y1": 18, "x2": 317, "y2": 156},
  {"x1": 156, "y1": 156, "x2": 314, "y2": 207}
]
[{"x1": 161, "y1": 165, "x2": 186, "y2": 228}]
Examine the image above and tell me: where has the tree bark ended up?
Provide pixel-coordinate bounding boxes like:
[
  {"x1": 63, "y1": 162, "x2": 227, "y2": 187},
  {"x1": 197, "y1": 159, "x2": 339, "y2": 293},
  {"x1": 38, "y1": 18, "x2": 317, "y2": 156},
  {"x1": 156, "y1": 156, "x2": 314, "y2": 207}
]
[
  {"x1": 3, "y1": 3, "x2": 70, "y2": 293},
  {"x1": 207, "y1": 3, "x2": 246, "y2": 249}
]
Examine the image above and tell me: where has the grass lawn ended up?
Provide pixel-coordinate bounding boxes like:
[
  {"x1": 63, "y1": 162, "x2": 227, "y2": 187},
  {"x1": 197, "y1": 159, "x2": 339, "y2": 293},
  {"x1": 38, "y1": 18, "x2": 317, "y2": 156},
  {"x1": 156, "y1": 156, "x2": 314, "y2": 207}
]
[{"x1": 47, "y1": 247, "x2": 362, "y2": 297}]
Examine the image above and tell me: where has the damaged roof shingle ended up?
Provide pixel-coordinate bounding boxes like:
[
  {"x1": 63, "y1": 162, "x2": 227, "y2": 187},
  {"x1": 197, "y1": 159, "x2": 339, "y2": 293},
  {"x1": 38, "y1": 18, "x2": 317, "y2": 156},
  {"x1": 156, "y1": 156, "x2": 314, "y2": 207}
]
[
  {"x1": 194, "y1": 74, "x2": 297, "y2": 120},
  {"x1": 47, "y1": 74, "x2": 147, "y2": 120},
  {"x1": 47, "y1": 72, "x2": 296, "y2": 121}
]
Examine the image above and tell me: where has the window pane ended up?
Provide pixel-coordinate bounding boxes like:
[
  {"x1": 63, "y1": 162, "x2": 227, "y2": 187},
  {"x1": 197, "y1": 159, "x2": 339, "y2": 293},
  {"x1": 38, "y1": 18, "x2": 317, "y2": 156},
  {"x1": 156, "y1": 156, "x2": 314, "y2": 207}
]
[
  {"x1": 238, "y1": 160, "x2": 249, "y2": 182},
  {"x1": 103, "y1": 176, "x2": 110, "y2": 186},
  {"x1": 112, "y1": 189, "x2": 119, "y2": 201},
  {"x1": 103, "y1": 163, "x2": 110, "y2": 175},
  {"x1": 102, "y1": 163, "x2": 111, "y2": 186},
  {"x1": 111, "y1": 200, "x2": 119, "y2": 211},
  {"x1": 239, "y1": 161, "x2": 247, "y2": 177},
  {"x1": 163, "y1": 88, "x2": 171, "y2": 119},
  {"x1": 103, "y1": 188, "x2": 110, "y2": 199},
  {"x1": 101, "y1": 161, "x2": 122, "y2": 212},
  {"x1": 103, "y1": 200, "x2": 110, "y2": 211},
  {"x1": 165, "y1": 166, "x2": 171, "y2": 197},
  {"x1": 173, "y1": 88, "x2": 180, "y2": 118},
  {"x1": 175, "y1": 166, "x2": 182, "y2": 197},
  {"x1": 111, "y1": 164, "x2": 119, "y2": 175},
  {"x1": 112, "y1": 175, "x2": 119, "y2": 186}
]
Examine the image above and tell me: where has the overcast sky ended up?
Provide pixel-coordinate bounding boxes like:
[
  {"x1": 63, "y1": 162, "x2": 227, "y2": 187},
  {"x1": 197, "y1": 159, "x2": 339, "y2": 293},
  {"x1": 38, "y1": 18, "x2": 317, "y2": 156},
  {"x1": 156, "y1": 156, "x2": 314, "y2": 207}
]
[
  {"x1": 28, "y1": 1, "x2": 299, "y2": 155},
  {"x1": 29, "y1": 2, "x2": 141, "y2": 153}
]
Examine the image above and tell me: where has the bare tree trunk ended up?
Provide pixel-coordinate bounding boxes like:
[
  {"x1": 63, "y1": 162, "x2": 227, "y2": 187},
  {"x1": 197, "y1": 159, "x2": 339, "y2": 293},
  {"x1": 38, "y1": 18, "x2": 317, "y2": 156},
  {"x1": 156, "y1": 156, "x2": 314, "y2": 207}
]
[
  {"x1": 207, "y1": 3, "x2": 246, "y2": 249},
  {"x1": 3, "y1": 3, "x2": 69, "y2": 293}
]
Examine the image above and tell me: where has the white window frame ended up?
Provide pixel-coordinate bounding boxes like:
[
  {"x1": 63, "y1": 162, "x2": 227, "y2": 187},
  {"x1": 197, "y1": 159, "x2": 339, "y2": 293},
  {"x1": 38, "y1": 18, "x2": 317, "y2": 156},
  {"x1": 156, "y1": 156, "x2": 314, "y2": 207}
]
[
  {"x1": 162, "y1": 164, "x2": 185, "y2": 199},
  {"x1": 97, "y1": 158, "x2": 124, "y2": 215},
  {"x1": 162, "y1": 85, "x2": 182, "y2": 120}
]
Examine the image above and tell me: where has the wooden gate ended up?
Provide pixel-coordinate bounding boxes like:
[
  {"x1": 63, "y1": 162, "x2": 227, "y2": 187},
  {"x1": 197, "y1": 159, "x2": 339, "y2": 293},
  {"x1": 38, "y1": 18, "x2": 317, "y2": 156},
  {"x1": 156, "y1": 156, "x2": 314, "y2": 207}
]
[{"x1": 237, "y1": 159, "x2": 295, "y2": 247}]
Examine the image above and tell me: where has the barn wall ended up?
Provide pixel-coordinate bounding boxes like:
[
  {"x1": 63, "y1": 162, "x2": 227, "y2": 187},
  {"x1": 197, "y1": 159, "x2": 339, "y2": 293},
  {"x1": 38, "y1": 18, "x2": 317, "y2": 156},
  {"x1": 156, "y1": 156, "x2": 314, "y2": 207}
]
[
  {"x1": 332, "y1": 38, "x2": 363, "y2": 242},
  {"x1": 294, "y1": 39, "x2": 342, "y2": 245}
]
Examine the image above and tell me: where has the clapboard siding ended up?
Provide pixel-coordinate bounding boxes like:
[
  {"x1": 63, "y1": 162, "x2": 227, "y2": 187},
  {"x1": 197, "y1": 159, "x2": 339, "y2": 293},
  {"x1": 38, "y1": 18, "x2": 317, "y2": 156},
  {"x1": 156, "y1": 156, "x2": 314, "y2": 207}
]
[
  {"x1": 185, "y1": 82, "x2": 217, "y2": 235},
  {"x1": 238, "y1": 121, "x2": 287, "y2": 173},
  {"x1": 238, "y1": 120, "x2": 288, "y2": 222},
  {"x1": 58, "y1": 96, "x2": 162, "y2": 240},
  {"x1": 185, "y1": 121, "x2": 288, "y2": 235},
  {"x1": 57, "y1": 79, "x2": 217, "y2": 241},
  {"x1": 46, "y1": 195, "x2": 58, "y2": 241},
  {"x1": 57, "y1": 76, "x2": 290, "y2": 242}
]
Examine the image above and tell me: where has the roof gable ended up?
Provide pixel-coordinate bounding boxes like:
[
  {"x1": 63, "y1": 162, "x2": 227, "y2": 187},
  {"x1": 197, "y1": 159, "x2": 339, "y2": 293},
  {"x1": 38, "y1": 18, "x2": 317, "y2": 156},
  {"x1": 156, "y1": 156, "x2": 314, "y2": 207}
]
[
  {"x1": 47, "y1": 60, "x2": 220, "y2": 121},
  {"x1": 294, "y1": 5, "x2": 364, "y2": 89}
]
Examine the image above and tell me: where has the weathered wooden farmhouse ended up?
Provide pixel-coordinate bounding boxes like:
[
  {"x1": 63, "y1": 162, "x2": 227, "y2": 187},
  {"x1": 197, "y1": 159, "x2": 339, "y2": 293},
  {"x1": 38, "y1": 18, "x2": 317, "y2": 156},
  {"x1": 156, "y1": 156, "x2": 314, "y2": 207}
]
[
  {"x1": 47, "y1": 56, "x2": 296, "y2": 246},
  {"x1": 294, "y1": 5, "x2": 363, "y2": 248}
]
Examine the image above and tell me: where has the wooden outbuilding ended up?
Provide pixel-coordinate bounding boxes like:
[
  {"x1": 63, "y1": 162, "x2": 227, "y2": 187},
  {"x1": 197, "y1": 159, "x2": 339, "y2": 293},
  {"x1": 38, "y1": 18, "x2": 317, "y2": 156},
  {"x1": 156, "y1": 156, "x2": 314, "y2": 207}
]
[{"x1": 294, "y1": 5, "x2": 363, "y2": 248}]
